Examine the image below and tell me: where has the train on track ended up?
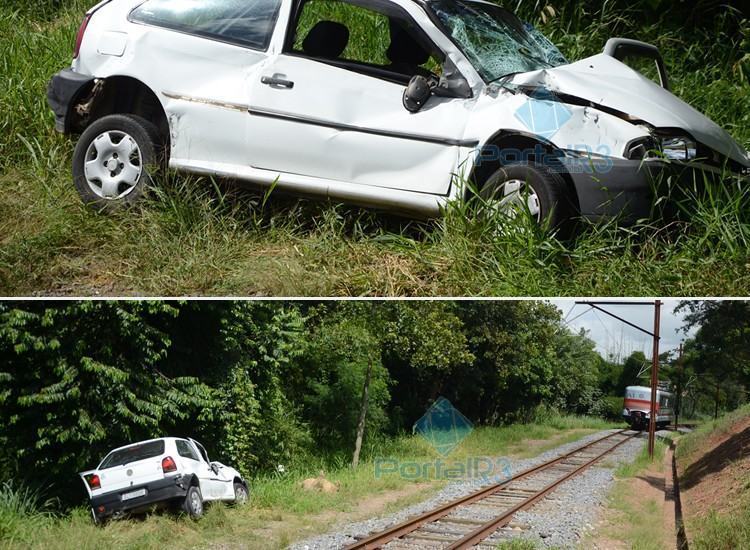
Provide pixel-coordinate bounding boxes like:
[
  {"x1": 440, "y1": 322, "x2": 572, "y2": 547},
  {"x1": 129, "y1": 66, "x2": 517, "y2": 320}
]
[{"x1": 622, "y1": 385, "x2": 674, "y2": 430}]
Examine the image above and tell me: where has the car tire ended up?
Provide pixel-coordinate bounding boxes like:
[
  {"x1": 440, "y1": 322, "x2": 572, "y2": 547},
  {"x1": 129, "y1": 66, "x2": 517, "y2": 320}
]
[
  {"x1": 72, "y1": 113, "x2": 164, "y2": 212},
  {"x1": 233, "y1": 482, "x2": 249, "y2": 506},
  {"x1": 479, "y1": 161, "x2": 575, "y2": 231},
  {"x1": 182, "y1": 485, "x2": 204, "y2": 519}
]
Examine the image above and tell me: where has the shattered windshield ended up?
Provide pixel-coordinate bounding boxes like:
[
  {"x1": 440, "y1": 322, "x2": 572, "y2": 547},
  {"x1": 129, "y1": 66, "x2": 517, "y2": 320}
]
[{"x1": 428, "y1": 0, "x2": 567, "y2": 82}]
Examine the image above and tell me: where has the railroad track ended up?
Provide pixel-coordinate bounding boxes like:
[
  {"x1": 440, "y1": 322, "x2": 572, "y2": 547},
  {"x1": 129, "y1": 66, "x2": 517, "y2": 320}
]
[{"x1": 346, "y1": 429, "x2": 639, "y2": 550}]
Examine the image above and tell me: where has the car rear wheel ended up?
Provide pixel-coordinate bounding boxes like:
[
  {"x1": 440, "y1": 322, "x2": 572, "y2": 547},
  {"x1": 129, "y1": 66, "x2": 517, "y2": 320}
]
[
  {"x1": 479, "y1": 161, "x2": 574, "y2": 231},
  {"x1": 182, "y1": 485, "x2": 203, "y2": 519},
  {"x1": 233, "y1": 482, "x2": 249, "y2": 505},
  {"x1": 72, "y1": 114, "x2": 163, "y2": 212}
]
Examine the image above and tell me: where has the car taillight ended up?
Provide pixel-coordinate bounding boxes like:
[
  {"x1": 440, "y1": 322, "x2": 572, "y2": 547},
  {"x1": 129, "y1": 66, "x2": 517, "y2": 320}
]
[
  {"x1": 73, "y1": 14, "x2": 92, "y2": 59},
  {"x1": 86, "y1": 474, "x2": 101, "y2": 490},
  {"x1": 162, "y1": 456, "x2": 177, "y2": 473}
]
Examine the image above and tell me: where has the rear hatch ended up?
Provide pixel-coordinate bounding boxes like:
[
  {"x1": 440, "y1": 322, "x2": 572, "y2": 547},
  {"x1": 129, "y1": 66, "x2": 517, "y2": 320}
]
[{"x1": 86, "y1": 440, "x2": 168, "y2": 496}]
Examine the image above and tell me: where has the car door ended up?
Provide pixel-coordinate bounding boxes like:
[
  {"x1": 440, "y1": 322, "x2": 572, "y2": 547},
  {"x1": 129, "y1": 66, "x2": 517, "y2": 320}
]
[
  {"x1": 189, "y1": 439, "x2": 232, "y2": 499},
  {"x1": 126, "y1": 0, "x2": 282, "y2": 170},
  {"x1": 246, "y1": 0, "x2": 474, "y2": 196}
]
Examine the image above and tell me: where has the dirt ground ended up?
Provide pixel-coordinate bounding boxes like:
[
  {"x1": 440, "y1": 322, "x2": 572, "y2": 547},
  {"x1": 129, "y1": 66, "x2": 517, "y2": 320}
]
[
  {"x1": 678, "y1": 415, "x2": 750, "y2": 543},
  {"x1": 588, "y1": 436, "x2": 683, "y2": 550}
]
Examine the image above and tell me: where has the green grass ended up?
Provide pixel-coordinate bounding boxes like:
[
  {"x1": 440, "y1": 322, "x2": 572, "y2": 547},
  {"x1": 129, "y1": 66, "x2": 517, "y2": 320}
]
[
  {"x1": 675, "y1": 403, "x2": 750, "y2": 549},
  {"x1": 0, "y1": 482, "x2": 53, "y2": 546},
  {"x1": 0, "y1": 417, "x2": 616, "y2": 549},
  {"x1": 1, "y1": 3, "x2": 749, "y2": 296},
  {"x1": 591, "y1": 438, "x2": 669, "y2": 549},
  {"x1": 690, "y1": 507, "x2": 750, "y2": 550},
  {"x1": 615, "y1": 438, "x2": 667, "y2": 478},
  {"x1": 676, "y1": 402, "x2": 750, "y2": 469}
]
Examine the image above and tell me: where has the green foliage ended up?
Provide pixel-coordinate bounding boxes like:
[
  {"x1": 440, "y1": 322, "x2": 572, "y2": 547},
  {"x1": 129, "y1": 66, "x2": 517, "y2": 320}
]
[
  {"x1": 215, "y1": 304, "x2": 311, "y2": 474},
  {"x1": 0, "y1": 302, "x2": 217, "y2": 505},
  {"x1": 0, "y1": 481, "x2": 53, "y2": 545},
  {"x1": 691, "y1": 508, "x2": 750, "y2": 550},
  {"x1": 601, "y1": 395, "x2": 626, "y2": 421}
]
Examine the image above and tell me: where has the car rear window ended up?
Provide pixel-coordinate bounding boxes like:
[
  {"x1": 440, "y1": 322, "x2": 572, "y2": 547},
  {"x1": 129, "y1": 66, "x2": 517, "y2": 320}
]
[
  {"x1": 130, "y1": 0, "x2": 282, "y2": 51},
  {"x1": 99, "y1": 440, "x2": 165, "y2": 469}
]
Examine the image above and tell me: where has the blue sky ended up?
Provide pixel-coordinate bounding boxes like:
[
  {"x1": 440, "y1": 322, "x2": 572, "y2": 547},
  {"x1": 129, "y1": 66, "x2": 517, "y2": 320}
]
[{"x1": 548, "y1": 299, "x2": 697, "y2": 361}]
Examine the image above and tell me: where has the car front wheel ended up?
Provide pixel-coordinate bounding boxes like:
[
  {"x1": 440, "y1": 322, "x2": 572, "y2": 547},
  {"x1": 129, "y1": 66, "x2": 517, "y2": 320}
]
[
  {"x1": 182, "y1": 485, "x2": 204, "y2": 519},
  {"x1": 480, "y1": 161, "x2": 574, "y2": 231},
  {"x1": 72, "y1": 114, "x2": 163, "y2": 212},
  {"x1": 233, "y1": 482, "x2": 249, "y2": 506}
]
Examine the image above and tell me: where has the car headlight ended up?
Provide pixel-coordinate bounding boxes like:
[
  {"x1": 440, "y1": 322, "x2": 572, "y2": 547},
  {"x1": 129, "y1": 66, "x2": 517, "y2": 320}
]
[{"x1": 660, "y1": 136, "x2": 697, "y2": 161}]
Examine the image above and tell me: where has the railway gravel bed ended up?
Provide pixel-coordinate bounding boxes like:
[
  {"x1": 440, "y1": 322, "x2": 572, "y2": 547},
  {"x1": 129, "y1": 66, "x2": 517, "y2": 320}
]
[{"x1": 290, "y1": 429, "x2": 647, "y2": 549}]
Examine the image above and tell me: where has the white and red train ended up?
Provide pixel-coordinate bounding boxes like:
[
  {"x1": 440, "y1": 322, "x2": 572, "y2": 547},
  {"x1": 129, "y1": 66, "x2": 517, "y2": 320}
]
[{"x1": 622, "y1": 385, "x2": 674, "y2": 430}]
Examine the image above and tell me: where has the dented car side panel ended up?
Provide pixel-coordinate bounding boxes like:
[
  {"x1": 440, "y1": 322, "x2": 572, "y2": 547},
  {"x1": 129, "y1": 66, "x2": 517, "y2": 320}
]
[{"x1": 54, "y1": 0, "x2": 749, "y2": 219}]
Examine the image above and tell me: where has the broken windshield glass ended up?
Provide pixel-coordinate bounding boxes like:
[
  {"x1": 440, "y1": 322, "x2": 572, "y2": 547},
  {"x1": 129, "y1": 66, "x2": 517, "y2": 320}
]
[{"x1": 428, "y1": 0, "x2": 567, "y2": 82}]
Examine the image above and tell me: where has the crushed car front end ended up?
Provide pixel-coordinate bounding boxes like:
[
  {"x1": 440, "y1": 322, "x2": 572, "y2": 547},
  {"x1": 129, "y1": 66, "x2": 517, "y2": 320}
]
[{"x1": 430, "y1": 0, "x2": 750, "y2": 222}]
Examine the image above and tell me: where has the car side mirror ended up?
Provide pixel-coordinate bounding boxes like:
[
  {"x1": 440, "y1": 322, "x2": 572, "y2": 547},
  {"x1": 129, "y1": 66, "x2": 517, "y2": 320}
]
[
  {"x1": 210, "y1": 462, "x2": 220, "y2": 474},
  {"x1": 402, "y1": 60, "x2": 473, "y2": 113},
  {"x1": 403, "y1": 75, "x2": 432, "y2": 113}
]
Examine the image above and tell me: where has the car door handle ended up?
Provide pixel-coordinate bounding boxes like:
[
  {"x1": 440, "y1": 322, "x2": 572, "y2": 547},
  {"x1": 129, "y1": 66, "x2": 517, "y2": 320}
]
[{"x1": 261, "y1": 75, "x2": 294, "y2": 89}]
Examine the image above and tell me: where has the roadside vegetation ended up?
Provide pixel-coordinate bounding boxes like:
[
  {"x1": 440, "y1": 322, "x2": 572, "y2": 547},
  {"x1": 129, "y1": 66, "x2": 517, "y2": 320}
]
[
  {"x1": 0, "y1": 420, "x2": 615, "y2": 549},
  {"x1": 0, "y1": 301, "x2": 747, "y2": 546},
  {"x1": 2, "y1": 1, "x2": 749, "y2": 296},
  {"x1": 676, "y1": 403, "x2": 750, "y2": 549},
  {"x1": 0, "y1": 300, "x2": 628, "y2": 547}
]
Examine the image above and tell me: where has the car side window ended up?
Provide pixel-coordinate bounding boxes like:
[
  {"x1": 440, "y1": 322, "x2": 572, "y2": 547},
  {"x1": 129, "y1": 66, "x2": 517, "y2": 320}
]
[
  {"x1": 176, "y1": 440, "x2": 199, "y2": 461},
  {"x1": 130, "y1": 0, "x2": 282, "y2": 51},
  {"x1": 290, "y1": 0, "x2": 443, "y2": 81}
]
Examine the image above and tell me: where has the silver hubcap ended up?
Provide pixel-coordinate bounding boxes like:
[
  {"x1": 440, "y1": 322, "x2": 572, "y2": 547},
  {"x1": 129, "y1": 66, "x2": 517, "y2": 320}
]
[
  {"x1": 190, "y1": 491, "x2": 202, "y2": 515},
  {"x1": 496, "y1": 179, "x2": 541, "y2": 221},
  {"x1": 84, "y1": 130, "x2": 142, "y2": 199},
  {"x1": 235, "y1": 486, "x2": 248, "y2": 504}
]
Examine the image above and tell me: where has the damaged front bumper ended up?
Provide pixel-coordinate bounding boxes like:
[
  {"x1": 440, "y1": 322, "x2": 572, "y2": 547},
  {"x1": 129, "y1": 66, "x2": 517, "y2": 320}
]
[
  {"x1": 565, "y1": 154, "x2": 742, "y2": 223},
  {"x1": 47, "y1": 68, "x2": 95, "y2": 134}
]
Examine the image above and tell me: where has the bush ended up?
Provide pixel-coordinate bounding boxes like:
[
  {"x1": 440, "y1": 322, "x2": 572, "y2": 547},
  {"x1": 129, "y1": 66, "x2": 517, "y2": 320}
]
[
  {"x1": 0, "y1": 481, "x2": 52, "y2": 544},
  {"x1": 601, "y1": 396, "x2": 625, "y2": 422}
]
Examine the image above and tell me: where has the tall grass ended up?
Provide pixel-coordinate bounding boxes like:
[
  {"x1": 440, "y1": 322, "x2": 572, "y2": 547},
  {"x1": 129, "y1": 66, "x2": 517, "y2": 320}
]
[
  {"x1": 675, "y1": 403, "x2": 750, "y2": 549},
  {"x1": 1, "y1": 3, "x2": 748, "y2": 296},
  {"x1": 0, "y1": 481, "x2": 53, "y2": 545}
]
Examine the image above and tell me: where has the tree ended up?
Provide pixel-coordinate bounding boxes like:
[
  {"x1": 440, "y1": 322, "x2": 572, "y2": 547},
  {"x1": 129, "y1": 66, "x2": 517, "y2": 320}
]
[{"x1": 0, "y1": 302, "x2": 216, "y2": 505}]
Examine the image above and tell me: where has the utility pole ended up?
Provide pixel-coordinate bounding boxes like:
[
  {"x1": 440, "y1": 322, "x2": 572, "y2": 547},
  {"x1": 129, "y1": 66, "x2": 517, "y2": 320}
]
[
  {"x1": 648, "y1": 300, "x2": 661, "y2": 458},
  {"x1": 674, "y1": 343, "x2": 683, "y2": 430},
  {"x1": 575, "y1": 300, "x2": 663, "y2": 459}
]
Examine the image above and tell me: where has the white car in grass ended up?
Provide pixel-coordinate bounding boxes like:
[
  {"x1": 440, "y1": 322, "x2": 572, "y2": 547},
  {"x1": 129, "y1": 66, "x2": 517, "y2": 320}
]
[
  {"x1": 79, "y1": 437, "x2": 248, "y2": 523},
  {"x1": 48, "y1": 0, "x2": 749, "y2": 226}
]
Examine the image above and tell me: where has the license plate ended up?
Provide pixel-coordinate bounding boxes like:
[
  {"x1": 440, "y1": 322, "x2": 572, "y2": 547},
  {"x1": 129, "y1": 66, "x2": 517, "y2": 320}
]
[{"x1": 122, "y1": 488, "x2": 146, "y2": 501}]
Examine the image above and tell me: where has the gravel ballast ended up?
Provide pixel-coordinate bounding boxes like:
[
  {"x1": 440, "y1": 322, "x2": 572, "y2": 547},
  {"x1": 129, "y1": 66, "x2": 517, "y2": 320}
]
[{"x1": 290, "y1": 429, "x2": 647, "y2": 550}]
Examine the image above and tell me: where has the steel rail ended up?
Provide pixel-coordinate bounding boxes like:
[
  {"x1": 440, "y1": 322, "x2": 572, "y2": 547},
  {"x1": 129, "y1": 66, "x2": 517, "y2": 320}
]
[
  {"x1": 446, "y1": 430, "x2": 638, "y2": 549},
  {"x1": 345, "y1": 429, "x2": 631, "y2": 550}
]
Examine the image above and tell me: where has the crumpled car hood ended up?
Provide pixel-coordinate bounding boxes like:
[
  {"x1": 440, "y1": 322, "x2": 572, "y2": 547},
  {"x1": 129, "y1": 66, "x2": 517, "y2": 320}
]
[{"x1": 510, "y1": 53, "x2": 749, "y2": 167}]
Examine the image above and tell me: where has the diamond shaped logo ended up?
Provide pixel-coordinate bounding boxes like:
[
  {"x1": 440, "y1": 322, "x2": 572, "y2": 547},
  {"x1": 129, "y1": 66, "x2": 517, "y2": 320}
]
[
  {"x1": 414, "y1": 397, "x2": 473, "y2": 456},
  {"x1": 514, "y1": 88, "x2": 572, "y2": 139}
]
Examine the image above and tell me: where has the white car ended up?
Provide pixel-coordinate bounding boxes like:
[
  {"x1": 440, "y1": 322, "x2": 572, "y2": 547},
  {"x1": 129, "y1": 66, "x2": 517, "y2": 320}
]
[
  {"x1": 48, "y1": 0, "x2": 749, "y2": 225},
  {"x1": 79, "y1": 437, "x2": 248, "y2": 523}
]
